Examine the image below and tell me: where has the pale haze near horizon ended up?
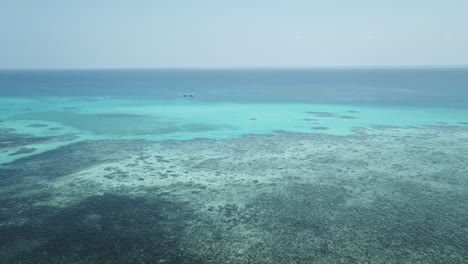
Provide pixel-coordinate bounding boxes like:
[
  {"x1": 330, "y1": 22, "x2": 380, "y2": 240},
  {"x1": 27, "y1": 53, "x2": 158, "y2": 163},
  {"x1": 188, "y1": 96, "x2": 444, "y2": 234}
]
[{"x1": 1, "y1": 0, "x2": 467, "y2": 69}]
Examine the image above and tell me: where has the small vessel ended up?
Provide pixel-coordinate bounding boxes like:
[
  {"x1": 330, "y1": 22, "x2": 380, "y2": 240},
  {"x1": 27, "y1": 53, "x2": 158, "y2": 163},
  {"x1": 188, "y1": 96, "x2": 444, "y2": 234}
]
[{"x1": 184, "y1": 89, "x2": 194, "y2": 98}]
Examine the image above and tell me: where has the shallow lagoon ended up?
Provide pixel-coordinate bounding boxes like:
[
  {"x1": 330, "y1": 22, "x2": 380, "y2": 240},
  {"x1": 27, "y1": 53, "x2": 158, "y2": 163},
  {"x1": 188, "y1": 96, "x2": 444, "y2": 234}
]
[
  {"x1": 2, "y1": 96, "x2": 468, "y2": 163},
  {"x1": 1, "y1": 69, "x2": 468, "y2": 263}
]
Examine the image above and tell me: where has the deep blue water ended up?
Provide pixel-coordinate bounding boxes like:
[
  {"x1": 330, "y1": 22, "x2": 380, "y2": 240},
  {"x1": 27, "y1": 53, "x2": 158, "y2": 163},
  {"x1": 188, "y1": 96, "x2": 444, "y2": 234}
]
[{"x1": 1, "y1": 68, "x2": 468, "y2": 106}]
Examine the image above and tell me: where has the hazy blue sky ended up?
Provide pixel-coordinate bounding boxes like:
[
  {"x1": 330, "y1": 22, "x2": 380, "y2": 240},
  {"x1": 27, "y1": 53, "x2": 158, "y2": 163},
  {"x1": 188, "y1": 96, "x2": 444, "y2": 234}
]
[{"x1": 1, "y1": 0, "x2": 467, "y2": 69}]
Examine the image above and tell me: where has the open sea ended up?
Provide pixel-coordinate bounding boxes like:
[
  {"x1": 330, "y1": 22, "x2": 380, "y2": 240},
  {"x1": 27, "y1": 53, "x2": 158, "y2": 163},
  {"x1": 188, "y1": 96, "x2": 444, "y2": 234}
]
[{"x1": 1, "y1": 68, "x2": 468, "y2": 263}]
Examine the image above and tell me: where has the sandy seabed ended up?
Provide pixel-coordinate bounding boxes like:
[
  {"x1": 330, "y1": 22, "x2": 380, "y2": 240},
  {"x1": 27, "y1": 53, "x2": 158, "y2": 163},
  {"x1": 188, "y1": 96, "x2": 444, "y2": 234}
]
[{"x1": 1, "y1": 124, "x2": 468, "y2": 264}]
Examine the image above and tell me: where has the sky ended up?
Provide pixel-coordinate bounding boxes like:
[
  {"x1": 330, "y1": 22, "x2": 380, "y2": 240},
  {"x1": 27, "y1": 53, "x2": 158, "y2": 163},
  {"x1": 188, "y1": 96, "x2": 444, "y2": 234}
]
[{"x1": 1, "y1": 0, "x2": 467, "y2": 69}]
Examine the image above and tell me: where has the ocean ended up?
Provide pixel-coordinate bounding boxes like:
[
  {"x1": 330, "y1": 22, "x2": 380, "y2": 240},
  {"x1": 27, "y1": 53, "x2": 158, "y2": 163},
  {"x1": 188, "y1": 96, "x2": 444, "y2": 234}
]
[{"x1": 1, "y1": 68, "x2": 468, "y2": 263}]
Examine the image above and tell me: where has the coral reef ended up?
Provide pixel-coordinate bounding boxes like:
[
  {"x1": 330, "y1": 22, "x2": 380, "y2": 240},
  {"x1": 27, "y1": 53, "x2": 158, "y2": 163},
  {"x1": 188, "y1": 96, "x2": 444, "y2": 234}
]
[{"x1": 1, "y1": 125, "x2": 468, "y2": 263}]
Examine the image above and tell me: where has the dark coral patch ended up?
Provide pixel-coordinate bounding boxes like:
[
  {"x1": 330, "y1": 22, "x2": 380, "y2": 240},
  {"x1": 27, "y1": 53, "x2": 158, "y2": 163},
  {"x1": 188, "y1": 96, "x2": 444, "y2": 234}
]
[
  {"x1": 27, "y1": 124, "x2": 48, "y2": 128},
  {"x1": 9, "y1": 147, "x2": 36, "y2": 156},
  {"x1": 311, "y1": 126, "x2": 329, "y2": 130},
  {"x1": 306, "y1": 112, "x2": 337, "y2": 117},
  {"x1": 1, "y1": 140, "x2": 143, "y2": 180},
  {"x1": 0, "y1": 129, "x2": 69, "y2": 150},
  {"x1": 338, "y1": 116, "x2": 358, "y2": 119},
  {"x1": 370, "y1": 125, "x2": 401, "y2": 130}
]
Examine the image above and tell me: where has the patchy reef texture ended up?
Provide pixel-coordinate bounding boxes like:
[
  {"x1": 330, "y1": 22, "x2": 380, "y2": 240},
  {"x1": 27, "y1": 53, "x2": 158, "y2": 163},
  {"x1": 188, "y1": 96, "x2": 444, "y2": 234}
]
[{"x1": 1, "y1": 125, "x2": 468, "y2": 263}]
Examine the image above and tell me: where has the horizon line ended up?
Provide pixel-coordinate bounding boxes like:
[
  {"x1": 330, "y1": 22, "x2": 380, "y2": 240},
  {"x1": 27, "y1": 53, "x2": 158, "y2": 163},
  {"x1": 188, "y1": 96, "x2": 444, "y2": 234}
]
[{"x1": 1, "y1": 65, "x2": 468, "y2": 71}]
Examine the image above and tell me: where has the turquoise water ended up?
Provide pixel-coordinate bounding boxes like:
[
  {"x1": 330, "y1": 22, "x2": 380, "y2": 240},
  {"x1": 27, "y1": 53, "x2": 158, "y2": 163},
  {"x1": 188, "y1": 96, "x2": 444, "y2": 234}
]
[
  {"x1": 1, "y1": 69, "x2": 468, "y2": 263},
  {"x1": 1, "y1": 96, "x2": 468, "y2": 164}
]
